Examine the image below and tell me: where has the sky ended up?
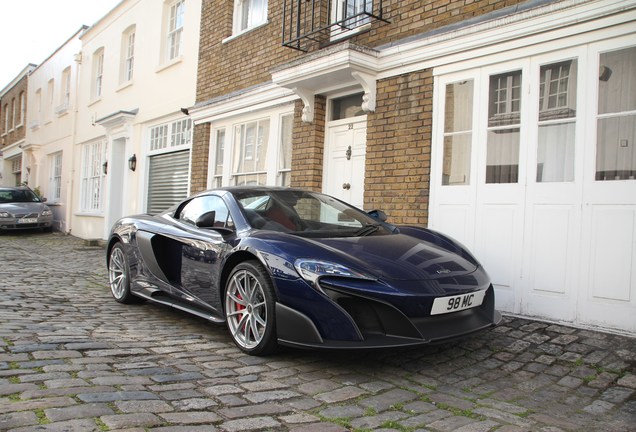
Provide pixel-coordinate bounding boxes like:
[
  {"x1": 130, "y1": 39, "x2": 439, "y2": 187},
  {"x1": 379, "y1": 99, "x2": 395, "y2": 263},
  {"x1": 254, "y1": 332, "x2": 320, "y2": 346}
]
[{"x1": 0, "y1": 0, "x2": 122, "y2": 89}]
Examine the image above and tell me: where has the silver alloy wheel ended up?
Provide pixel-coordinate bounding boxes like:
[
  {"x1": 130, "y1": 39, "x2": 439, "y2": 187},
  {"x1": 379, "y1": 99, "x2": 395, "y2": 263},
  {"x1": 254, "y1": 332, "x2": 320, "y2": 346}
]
[
  {"x1": 225, "y1": 268, "x2": 267, "y2": 350},
  {"x1": 109, "y1": 247, "x2": 127, "y2": 300}
]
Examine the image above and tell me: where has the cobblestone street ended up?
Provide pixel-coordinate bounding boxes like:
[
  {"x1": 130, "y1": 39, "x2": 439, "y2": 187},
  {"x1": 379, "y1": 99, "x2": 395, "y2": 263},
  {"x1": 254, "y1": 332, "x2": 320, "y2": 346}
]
[{"x1": 0, "y1": 232, "x2": 635, "y2": 431}]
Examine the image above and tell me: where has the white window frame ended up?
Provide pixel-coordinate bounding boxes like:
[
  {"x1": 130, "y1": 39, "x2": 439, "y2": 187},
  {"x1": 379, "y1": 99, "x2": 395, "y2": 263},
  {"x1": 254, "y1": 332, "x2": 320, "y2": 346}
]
[
  {"x1": 148, "y1": 118, "x2": 192, "y2": 153},
  {"x1": 92, "y1": 49, "x2": 104, "y2": 101},
  {"x1": 10, "y1": 98, "x2": 16, "y2": 130},
  {"x1": 79, "y1": 139, "x2": 106, "y2": 214},
  {"x1": 120, "y1": 26, "x2": 136, "y2": 84},
  {"x1": 167, "y1": 0, "x2": 185, "y2": 61},
  {"x1": 207, "y1": 106, "x2": 293, "y2": 189},
  {"x1": 330, "y1": 0, "x2": 373, "y2": 41},
  {"x1": 46, "y1": 79, "x2": 55, "y2": 122},
  {"x1": 3, "y1": 103, "x2": 8, "y2": 134},
  {"x1": 49, "y1": 152, "x2": 63, "y2": 203},
  {"x1": 19, "y1": 91, "x2": 25, "y2": 126},
  {"x1": 232, "y1": 0, "x2": 268, "y2": 36}
]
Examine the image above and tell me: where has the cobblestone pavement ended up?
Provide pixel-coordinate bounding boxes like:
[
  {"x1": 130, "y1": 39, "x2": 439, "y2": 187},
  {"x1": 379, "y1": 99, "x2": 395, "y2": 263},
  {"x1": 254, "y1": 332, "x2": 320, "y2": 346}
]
[{"x1": 1, "y1": 232, "x2": 635, "y2": 432}]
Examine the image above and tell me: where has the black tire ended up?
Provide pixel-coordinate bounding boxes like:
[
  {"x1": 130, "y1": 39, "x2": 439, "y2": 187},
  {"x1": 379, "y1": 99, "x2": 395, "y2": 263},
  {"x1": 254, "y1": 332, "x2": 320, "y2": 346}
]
[
  {"x1": 108, "y1": 243, "x2": 142, "y2": 304},
  {"x1": 224, "y1": 260, "x2": 278, "y2": 355}
]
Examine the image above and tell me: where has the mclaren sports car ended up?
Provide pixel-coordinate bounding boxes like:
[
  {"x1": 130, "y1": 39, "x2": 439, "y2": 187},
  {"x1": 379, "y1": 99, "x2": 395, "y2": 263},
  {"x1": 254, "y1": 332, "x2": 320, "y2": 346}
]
[{"x1": 107, "y1": 186, "x2": 501, "y2": 355}]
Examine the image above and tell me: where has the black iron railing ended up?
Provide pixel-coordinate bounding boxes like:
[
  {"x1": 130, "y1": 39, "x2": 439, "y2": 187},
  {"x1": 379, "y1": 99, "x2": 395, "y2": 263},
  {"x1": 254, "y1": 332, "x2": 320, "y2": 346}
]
[{"x1": 282, "y1": 0, "x2": 388, "y2": 51}]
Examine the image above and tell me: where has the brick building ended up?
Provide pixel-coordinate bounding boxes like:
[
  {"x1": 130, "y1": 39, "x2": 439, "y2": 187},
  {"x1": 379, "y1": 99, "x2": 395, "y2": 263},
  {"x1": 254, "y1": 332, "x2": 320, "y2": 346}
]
[
  {"x1": 0, "y1": 64, "x2": 36, "y2": 187},
  {"x1": 189, "y1": 0, "x2": 636, "y2": 333}
]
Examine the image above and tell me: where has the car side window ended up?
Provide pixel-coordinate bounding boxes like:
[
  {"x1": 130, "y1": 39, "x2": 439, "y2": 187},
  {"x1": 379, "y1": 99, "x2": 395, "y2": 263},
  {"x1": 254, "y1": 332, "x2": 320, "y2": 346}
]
[{"x1": 178, "y1": 196, "x2": 233, "y2": 229}]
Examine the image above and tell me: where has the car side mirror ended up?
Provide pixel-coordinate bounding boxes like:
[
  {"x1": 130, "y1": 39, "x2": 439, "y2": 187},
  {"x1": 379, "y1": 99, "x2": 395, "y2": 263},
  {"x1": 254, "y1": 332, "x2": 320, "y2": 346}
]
[
  {"x1": 367, "y1": 209, "x2": 387, "y2": 222},
  {"x1": 195, "y1": 211, "x2": 216, "y2": 228}
]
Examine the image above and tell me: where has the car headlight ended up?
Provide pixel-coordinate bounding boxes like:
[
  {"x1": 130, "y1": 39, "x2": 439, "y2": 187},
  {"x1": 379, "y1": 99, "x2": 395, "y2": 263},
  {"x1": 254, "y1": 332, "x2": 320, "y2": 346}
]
[
  {"x1": 0, "y1": 211, "x2": 10, "y2": 218},
  {"x1": 294, "y1": 259, "x2": 375, "y2": 288},
  {"x1": 41, "y1": 209, "x2": 53, "y2": 216}
]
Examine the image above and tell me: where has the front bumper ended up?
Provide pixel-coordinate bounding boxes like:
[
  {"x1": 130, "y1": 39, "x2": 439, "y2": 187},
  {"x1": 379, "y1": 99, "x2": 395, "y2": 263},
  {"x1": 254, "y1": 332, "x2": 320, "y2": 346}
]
[
  {"x1": 276, "y1": 284, "x2": 502, "y2": 349},
  {"x1": 0, "y1": 218, "x2": 53, "y2": 230}
]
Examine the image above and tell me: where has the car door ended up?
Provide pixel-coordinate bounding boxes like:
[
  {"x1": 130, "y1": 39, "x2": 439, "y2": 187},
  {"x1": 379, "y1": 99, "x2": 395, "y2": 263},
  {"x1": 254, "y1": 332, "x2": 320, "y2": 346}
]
[{"x1": 169, "y1": 195, "x2": 234, "y2": 313}]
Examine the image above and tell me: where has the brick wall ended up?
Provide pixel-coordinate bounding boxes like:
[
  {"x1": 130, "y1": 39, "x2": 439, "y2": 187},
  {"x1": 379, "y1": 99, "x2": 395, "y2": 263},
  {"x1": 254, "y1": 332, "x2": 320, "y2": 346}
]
[
  {"x1": 0, "y1": 74, "x2": 29, "y2": 149},
  {"x1": 290, "y1": 97, "x2": 326, "y2": 191},
  {"x1": 190, "y1": 122, "x2": 210, "y2": 193},
  {"x1": 194, "y1": 0, "x2": 528, "y2": 219},
  {"x1": 365, "y1": 71, "x2": 433, "y2": 226}
]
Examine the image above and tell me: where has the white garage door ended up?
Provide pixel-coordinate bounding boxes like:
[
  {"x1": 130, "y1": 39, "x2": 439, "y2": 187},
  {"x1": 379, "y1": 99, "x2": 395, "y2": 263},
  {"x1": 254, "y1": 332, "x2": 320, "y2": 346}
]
[{"x1": 430, "y1": 41, "x2": 636, "y2": 333}]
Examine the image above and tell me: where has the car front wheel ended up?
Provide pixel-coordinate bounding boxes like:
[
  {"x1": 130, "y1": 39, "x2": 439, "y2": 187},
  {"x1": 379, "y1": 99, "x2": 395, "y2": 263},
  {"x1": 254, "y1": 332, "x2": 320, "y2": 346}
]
[
  {"x1": 108, "y1": 243, "x2": 141, "y2": 304},
  {"x1": 224, "y1": 260, "x2": 278, "y2": 355}
]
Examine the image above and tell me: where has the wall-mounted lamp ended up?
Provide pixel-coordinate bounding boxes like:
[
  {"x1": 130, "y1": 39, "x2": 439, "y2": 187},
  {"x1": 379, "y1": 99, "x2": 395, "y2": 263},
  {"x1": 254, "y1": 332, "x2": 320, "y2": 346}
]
[
  {"x1": 128, "y1": 154, "x2": 137, "y2": 172},
  {"x1": 102, "y1": 161, "x2": 108, "y2": 175}
]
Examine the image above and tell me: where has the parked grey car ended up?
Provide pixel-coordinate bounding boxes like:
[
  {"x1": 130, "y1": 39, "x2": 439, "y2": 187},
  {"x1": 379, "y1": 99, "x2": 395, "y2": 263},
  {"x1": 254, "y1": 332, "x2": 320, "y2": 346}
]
[{"x1": 0, "y1": 187, "x2": 53, "y2": 231}]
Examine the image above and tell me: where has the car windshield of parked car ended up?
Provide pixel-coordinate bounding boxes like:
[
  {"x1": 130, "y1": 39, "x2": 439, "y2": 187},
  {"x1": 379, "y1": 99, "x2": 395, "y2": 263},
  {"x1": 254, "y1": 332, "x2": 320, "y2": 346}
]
[
  {"x1": 0, "y1": 189, "x2": 41, "y2": 204},
  {"x1": 235, "y1": 189, "x2": 390, "y2": 237}
]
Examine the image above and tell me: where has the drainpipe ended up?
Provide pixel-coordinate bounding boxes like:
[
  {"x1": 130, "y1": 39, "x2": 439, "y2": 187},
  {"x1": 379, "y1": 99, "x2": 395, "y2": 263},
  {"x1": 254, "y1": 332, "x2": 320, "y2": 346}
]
[{"x1": 65, "y1": 49, "x2": 83, "y2": 235}]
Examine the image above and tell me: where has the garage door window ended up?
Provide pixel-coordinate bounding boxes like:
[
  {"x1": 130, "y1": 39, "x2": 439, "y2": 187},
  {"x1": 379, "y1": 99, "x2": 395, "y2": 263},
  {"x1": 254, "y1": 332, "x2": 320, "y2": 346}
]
[
  {"x1": 487, "y1": 71, "x2": 522, "y2": 183},
  {"x1": 596, "y1": 46, "x2": 636, "y2": 181},
  {"x1": 442, "y1": 80, "x2": 473, "y2": 185},
  {"x1": 537, "y1": 60, "x2": 577, "y2": 182}
]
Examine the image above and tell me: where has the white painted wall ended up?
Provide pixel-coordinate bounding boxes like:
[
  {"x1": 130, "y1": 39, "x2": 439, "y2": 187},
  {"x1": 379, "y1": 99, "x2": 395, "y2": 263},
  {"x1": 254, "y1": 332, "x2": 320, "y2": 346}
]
[
  {"x1": 25, "y1": 27, "x2": 84, "y2": 232},
  {"x1": 71, "y1": 0, "x2": 201, "y2": 239}
]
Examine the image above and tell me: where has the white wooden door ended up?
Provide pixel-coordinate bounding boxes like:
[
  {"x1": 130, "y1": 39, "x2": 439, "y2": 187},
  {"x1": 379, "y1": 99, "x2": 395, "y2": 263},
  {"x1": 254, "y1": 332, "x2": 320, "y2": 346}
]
[
  {"x1": 578, "y1": 40, "x2": 636, "y2": 332},
  {"x1": 323, "y1": 118, "x2": 367, "y2": 209}
]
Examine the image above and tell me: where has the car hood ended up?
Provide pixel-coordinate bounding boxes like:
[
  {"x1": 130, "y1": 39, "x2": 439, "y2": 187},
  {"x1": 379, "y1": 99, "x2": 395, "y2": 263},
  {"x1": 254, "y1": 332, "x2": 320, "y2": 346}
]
[
  {"x1": 305, "y1": 234, "x2": 478, "y2": 281},
  {"x1": 0, "y1": 202, "x2": 48, "y2": 215}
]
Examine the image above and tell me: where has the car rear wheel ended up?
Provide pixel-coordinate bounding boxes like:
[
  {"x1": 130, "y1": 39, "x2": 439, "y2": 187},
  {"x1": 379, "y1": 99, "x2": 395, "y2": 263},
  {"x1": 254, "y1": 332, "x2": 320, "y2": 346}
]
[
  {"x1": 225, "y1": 260, "x2": 278, "y2": 355},
  {"x1": 108, "y1": 243, "x2": 141, "y2": 304}
]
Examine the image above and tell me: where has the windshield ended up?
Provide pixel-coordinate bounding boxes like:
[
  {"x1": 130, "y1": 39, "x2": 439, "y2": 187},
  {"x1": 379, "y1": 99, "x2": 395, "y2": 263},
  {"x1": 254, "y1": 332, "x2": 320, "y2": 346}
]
[
  {"x1": 234, "y1": 189, "x2": 389, "y2": 238},
  {"x1": 0, "y1": 189, "x2": 41, "y2": 204}
]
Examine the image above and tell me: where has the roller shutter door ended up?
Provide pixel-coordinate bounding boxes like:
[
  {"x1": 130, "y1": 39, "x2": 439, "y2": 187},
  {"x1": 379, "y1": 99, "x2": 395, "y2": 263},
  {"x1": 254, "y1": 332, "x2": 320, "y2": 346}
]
[{"x1": 147, "y1": 150, "x2": 189, "y2": 214}]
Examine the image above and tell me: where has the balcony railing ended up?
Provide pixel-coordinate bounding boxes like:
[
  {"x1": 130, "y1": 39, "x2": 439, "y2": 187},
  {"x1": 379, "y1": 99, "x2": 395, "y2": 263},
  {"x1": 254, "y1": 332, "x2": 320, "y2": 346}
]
[{"x1": 282, "y1": 0, "x2": 388, "y2": 52}]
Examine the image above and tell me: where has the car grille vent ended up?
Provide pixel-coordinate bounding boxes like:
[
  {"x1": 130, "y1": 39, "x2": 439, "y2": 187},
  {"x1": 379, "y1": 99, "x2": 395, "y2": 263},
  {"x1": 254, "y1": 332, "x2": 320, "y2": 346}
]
[{"x1": 15, "y1": 213, "x2": 38, "y2": 218}]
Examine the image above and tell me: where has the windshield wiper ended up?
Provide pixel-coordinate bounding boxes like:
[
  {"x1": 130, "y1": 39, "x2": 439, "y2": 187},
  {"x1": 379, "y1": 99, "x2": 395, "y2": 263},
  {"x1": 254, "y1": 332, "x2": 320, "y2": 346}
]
[{"x1": 354, "y1": 223, "x2": 381, "y2": 237}]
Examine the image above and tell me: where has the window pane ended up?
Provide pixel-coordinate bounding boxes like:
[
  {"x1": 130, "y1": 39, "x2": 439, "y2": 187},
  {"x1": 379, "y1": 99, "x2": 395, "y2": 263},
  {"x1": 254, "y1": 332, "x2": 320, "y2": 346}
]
[
  {"x1": 537, "y1": 122, "x2": 575, "y2": 182},
  {"x1": 214, "y1": 129, "x2": 225, "y2": 177},
  {"x1": 279, "y1": 114, "x2": 292, "y2": 186},
  {"x1": 486, "y1": 128, "x2": 520, "y2": 183},
  {"x1": 537, "y1": 60, "x2": 577, "y2": 183},
  {"x1": 596, "y1": 115, "x2": 636, "y2": 180},
  {"x1": 444, "y1": 80, "x2": 473, "y2": 133},
  {"x1": 488, "y1": 71, "x2": 522, "y2": 127},
  {"x1": 598, "y1": 46, "x2": 636, "y2": 114},
  {"x1": 332, "y1": 93, "x2": 364, "y2": 120},
  {"x1": 442, "y1": 134, "x2": 471, "y2": 185},
  {"x1": 596, "y1": 47, "x2": 636, "y2": 181}
]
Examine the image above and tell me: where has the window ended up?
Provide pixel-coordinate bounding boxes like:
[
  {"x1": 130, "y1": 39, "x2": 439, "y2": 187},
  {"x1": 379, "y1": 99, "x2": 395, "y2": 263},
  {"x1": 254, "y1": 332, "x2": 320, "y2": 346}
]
[
  {"x1": 212, "y1": 129, "x2": 225, "y2": 188},
  {"x1": 442, "y1": 80, "x2": 474, "y2": 185},
  {"x1": 35, "y1": 89, "x2": 42, "y2": 127},
  {"x1": 596, "y1": 46, "x2": 636, "y2": 181},
  {"x1": 178, "y1": 195, "x2": 232, "y2": 229},
  {"x1": 233, "y1": 119, "x2": 270, "y2": 185},
  {"x1": 537, "y1": 60, "x2": 577, "y2": 182},
  {"x1": 149, "y1": 118, "x2": 192, "y2": 151},
  {"x1": 331, "y1": 0, "x2": 373, "y2": 39},
  {"x1": 46, "y1": 79, "x2": 55, "y2": 120},
  {"x1": 486, "y1": 70, "x2": 522, "y2": 183},
  {"x1": 121, "y1": 26, "x2": 135, "y2": 83},
  {"x1": 19, "y1": 92, "x2": 25, "y2": 126},
  {"x1": 49, "y1": 153, "x2": 63, "y2": 202},
  {"x1": 11, "y1": 98, "x2": 16, "y2": 130},
  {"x1": 61, "y1": 67, "x2": 71, "y2": 109},
  {"x1": 209, "y1": 109, "x2": 293, "y2": 188},
  {"x1": 233, "y1": 0, "x2": 267, "y2": 34},
  {"x1": 3, "y1": 103, "x2": 8, "y2": 133},
  {"x1": 92, "y1": 49, "x2": 104, "y2": 100},
  {"x1": 80, "y1": 139, "x2": 106, "y2": 213},
  {"x1": 167, "y1": 0, "x2": 185, "y2": 60}
]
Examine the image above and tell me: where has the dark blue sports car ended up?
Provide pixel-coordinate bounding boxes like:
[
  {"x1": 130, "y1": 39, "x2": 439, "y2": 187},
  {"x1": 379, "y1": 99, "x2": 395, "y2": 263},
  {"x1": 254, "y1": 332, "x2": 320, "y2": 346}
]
[{"x1": 107, "y1": 186, "x2": 501, "y2": 355}]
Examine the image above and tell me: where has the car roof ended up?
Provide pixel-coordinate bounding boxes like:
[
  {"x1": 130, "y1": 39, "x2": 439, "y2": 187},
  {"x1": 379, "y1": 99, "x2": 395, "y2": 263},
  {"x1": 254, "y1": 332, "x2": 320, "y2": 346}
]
[{"x1": 0, "y1": 186, "x2": 30, "y2": 191}]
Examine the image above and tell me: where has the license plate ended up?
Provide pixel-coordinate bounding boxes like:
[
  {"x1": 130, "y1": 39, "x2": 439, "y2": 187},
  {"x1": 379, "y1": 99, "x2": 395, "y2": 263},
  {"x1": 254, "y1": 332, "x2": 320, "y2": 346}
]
[
  {"x1": 431, "y1": 290, "x2": 486, "y2": 315},
  {"x1": 17, "y1": 218, "x2": 38, "y2": 224}
]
